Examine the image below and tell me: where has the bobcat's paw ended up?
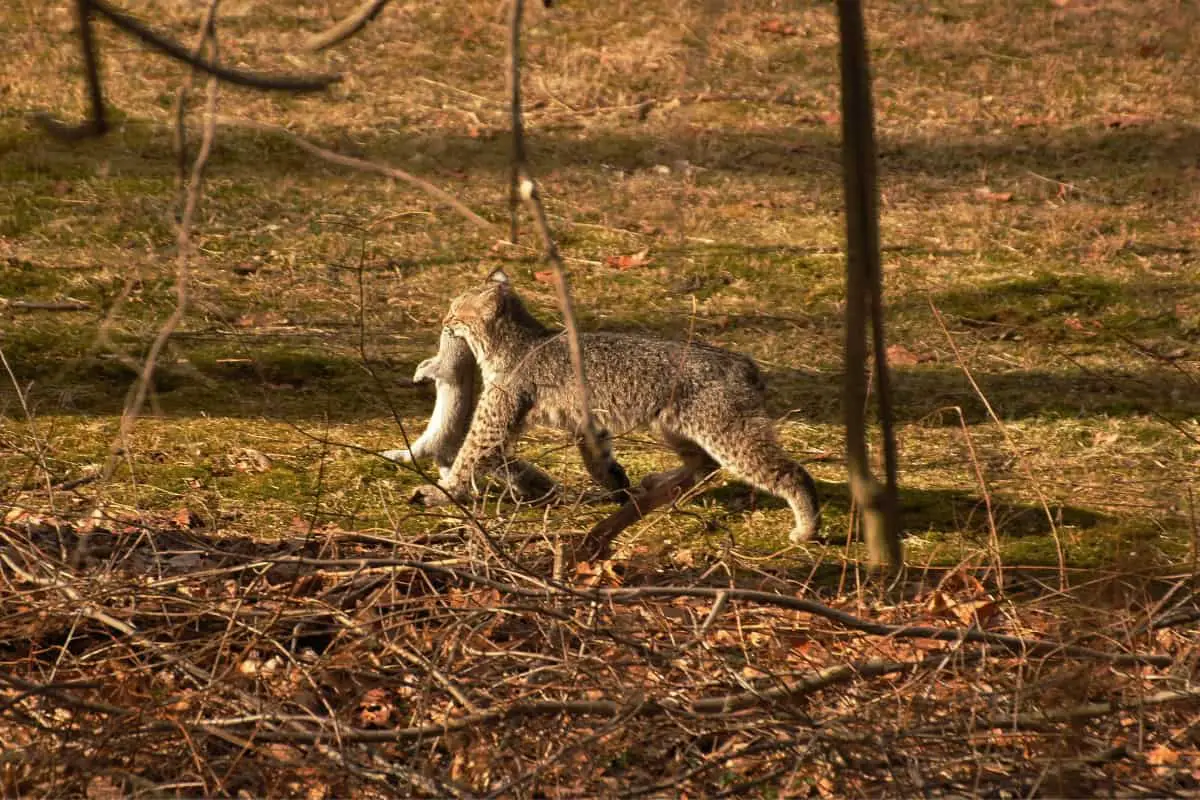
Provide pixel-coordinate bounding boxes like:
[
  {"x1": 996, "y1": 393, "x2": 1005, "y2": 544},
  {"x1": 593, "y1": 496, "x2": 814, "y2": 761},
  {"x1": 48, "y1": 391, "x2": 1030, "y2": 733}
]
[
  {"x1": 412, "y1": 356, "x2": 440, "y2": 384},
  {"x1": 381, "y1": 448, "x2": 415, "y2": 464},
  {"x1": 788, "y1": 514, "x2": 822, "y2": 545},
  {"x1": 409, "y1": 483, "x2": 465, "y2": 507}
]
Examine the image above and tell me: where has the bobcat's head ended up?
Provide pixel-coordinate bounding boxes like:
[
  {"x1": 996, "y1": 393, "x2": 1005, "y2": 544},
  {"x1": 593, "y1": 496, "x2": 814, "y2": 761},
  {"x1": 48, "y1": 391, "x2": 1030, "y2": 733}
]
[{"x1": 443, "y1": 269, "x2": 542, "y2": 366}]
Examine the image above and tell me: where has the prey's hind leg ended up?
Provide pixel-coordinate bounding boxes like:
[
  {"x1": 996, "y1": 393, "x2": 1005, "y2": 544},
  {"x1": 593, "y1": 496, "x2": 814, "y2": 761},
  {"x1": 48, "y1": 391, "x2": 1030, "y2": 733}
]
[{"x1": 638, "y1": 430, "x2": 719, "y2": 493}]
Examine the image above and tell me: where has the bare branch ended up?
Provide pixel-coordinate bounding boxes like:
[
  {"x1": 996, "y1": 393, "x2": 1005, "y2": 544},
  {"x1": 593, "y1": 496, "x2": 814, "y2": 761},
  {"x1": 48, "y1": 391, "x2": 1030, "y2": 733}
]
[
  {"x1": 507, "y1": 0, "x2": 526, "y2": 244},
  {"x1": 910, "y1": 687, "x2": 1200, "y2": 735},
  {"x1": 216, "y1": 116, "x2": 499, "y2": 234},
  {"x1": 506, "y1": 0, "x2": 607, "y2": 476},
  {"x1": 91, "y1": 0, "x2": 339, "y2": 91},
  {"x1": 33, "y1": 0, "x2": 108, "y2": 140},
  {"x1": 271, "y1": 557, "x2": 1175, "y2": 667},
  {"x1": 837, "y1": 0, "x2": 902, "y2": 572},
  {"x1": 1, "y1": 299, "x2": 92, "y2": 312},
  {"x1": 103, "y1": 2, "x2": 220, "y2": 481},
  {"x1": 582, "y1": 467, "x2": 702, "y2": 560},
  {"x1": 305, "y1": 0, "x2": 392, "y2": 52},
  {"x1": 38, "y1": 0, "x2": 339, "y2": 141}
]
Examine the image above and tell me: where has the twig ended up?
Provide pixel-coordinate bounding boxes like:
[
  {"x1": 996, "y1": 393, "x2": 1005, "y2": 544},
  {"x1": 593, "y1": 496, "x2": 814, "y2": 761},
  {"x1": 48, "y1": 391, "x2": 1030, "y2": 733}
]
[
  {"x1": 261, "y1": 558, "x2": 1174, "y2": 667},
  {"x1": 305, "y1": 0, "x2": 392, "y2": 51},
  {"x1": 90, "y1": 0, "x2": 338, "y2": 92},
  {"x1": 929, "y1": 300, "x2": 1067, "y2": 588},
  {"x1": 207, "y1": 641, "x2": 1175, "y2": 747},
  {"x1": 102, "y1": 3, "x2": 220, "y2": 483},
  {"x1": 171, "y1": 0, "x2": 221, "y2": 199},
  {"x1": 949, "y1": 405, "x2": 1003, "y2": 586},
  {"x1": 0, "y1": 347, "x2": 56, "y2": 507},
  {"x1": 506, "y1": 0, "x2": 606, "y2": 474},
  {"x1": 34, "y1": 0, "x2": 108, "y2": 139},
  {"x1": 911, "y1": 687, "x2": 1200, "y2": 735},
  {"x1": 2, "y1": 299, "x2": 93, "y2": 312},
  {"x1": 215, "y1": 116, "x2": 498, "y2": 234}
]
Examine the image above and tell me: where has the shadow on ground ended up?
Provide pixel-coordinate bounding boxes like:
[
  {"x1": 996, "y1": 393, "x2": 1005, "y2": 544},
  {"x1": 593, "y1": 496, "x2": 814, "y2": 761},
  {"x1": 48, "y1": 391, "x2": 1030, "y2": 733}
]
[{"x1": 5, "y1": 115, "x2": 1199, "y2": 203}]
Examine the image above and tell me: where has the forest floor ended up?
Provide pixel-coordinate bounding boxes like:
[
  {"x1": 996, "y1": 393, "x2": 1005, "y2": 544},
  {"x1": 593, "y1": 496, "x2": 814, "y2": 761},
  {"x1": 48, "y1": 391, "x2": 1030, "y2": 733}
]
[{"x1": 1, "y1": 0, "x2": 1199, "y2": 796}]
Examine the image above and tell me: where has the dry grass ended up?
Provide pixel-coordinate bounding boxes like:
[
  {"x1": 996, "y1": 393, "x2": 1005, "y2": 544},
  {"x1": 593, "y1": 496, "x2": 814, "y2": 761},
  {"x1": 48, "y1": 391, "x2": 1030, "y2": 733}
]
[{"x1": 1, "y1": 0, "x2": 1200, "y2": 794}]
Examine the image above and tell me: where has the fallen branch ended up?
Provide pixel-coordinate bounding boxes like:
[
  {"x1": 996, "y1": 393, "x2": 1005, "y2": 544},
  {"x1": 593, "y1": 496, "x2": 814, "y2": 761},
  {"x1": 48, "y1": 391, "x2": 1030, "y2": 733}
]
[
  {"x1": 2, "y1": 299, "x2": 93, "y2": 312},
  {"x1": 261, "y1": 557, "x2": 1174, "y2": 667},
  {"x1": 92, "y1": 0, "x2": 338, "y2": 92},
  {"x1": 910, "y1": 686, "x2": 1200, "y2": 735},
  {"x1": 581, "y1": 467, "x2": 701, "y2": 560}
]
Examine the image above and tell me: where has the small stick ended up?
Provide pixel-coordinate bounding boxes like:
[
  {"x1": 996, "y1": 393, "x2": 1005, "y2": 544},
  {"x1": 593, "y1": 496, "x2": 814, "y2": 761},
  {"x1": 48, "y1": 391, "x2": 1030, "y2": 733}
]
[
  {"x1": 3, "y1": 300, "x2": 92, "y2": 311},
  {"x1": 305, "y1": 0, "x2": 392, "y2": 51},
  {"x1": 103, "y1": 1, "x2": 220, "y2": 482}
]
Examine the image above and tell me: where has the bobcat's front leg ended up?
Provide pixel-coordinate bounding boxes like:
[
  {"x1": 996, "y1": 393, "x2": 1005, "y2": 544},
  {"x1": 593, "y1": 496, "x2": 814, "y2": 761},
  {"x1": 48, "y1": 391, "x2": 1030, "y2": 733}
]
[
  {"x1": 410, "y1": 385, "x2": 530, "y2": 507},
  {"x1": 578, "y1": 427, "x2": 631, "y2": 501}
]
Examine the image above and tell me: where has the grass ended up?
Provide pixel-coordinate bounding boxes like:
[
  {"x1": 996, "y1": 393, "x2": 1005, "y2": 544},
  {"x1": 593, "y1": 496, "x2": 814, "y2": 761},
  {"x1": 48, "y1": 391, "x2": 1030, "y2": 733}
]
[{"x1": 1, "y1": 0, "x2": 1199, "y2": 576}]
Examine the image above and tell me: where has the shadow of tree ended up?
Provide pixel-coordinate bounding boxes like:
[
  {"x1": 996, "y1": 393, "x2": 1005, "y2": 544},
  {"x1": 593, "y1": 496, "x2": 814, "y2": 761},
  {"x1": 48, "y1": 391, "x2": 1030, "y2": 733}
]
[
  {"x1": 704, "y1": 478, "x2": 1104, "y2": 544},
  {"x1": 5, "y1": 115, "x2": 1198, "y2": 201}
]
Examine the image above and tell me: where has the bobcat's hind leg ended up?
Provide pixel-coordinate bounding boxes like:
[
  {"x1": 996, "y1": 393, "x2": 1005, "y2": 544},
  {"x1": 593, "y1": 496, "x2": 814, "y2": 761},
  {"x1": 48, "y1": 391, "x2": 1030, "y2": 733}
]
[{"x1": 677, "y1": 416, "x2": 821, "y2": 543}]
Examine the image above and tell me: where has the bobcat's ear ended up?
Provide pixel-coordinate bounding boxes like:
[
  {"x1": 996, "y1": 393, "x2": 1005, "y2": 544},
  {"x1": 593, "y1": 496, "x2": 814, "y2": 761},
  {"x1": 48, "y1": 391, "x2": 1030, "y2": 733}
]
[{"x1": 486, "y1": 268, "x2": 510, "y2": 286}]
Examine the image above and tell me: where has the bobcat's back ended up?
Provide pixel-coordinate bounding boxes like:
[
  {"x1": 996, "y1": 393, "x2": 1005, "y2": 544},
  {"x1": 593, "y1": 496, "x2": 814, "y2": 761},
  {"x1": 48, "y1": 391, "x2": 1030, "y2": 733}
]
[{"x1": 511, "y1": 333, "x2": 767, "y2": 434}]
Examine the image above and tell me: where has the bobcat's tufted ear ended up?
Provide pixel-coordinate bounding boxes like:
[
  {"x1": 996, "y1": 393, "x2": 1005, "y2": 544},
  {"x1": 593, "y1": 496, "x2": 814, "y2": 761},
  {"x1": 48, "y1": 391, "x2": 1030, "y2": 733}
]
[{"x1": 486, "y1": 268, "x2": 510, "y2": 285}]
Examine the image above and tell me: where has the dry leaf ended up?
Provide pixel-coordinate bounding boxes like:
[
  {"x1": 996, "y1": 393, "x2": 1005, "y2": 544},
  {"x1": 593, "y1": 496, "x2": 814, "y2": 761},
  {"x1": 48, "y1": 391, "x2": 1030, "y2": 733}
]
[
  {"x1": 605, "y1": 249, "x2": 651, "y2": 270},
  {"x1": 759, "y1": 18, "x2": 799, "y2": 36},
  {"x1": 533, "y1": 270, "x2": 555, "y2": 285},
  {"x1": 672, "y1": 548, "x2": 695, "y2": 568},
  {"x1": 1147, "y1": 744, "x2": 1180, "y2": 766},
  {"x1": 886, "y1": 344, "x2": 921, "y2": 366},
  {"x1": 172, "y1": 507, "x2": 201, "y2": 529},
  {"x1": 951, "y1": 599, "x2": 1000, "y2": 627},
  {"x1": 1138, "y1": 40, "x2": 1164, "y2": 58},
  {"x1": 924, "y1": 590, "x2": 954, "y2": 618}
]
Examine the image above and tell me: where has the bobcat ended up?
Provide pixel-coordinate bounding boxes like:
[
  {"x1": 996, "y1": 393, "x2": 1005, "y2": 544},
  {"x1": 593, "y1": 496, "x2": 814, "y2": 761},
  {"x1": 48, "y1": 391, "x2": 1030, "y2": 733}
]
[
  {"x1": 383, "y1": 327, "x2": 562, "y2": 503},
  {"x1": 414, "y1": 269, "x2": 821, "y2": 543}
]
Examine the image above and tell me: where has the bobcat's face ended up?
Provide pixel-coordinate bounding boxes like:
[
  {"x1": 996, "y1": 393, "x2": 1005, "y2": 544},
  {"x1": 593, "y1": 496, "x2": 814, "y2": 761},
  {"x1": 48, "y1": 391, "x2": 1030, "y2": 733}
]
[{"x1": 442, "y1": 269, "x2": 511, "y2": 360}]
